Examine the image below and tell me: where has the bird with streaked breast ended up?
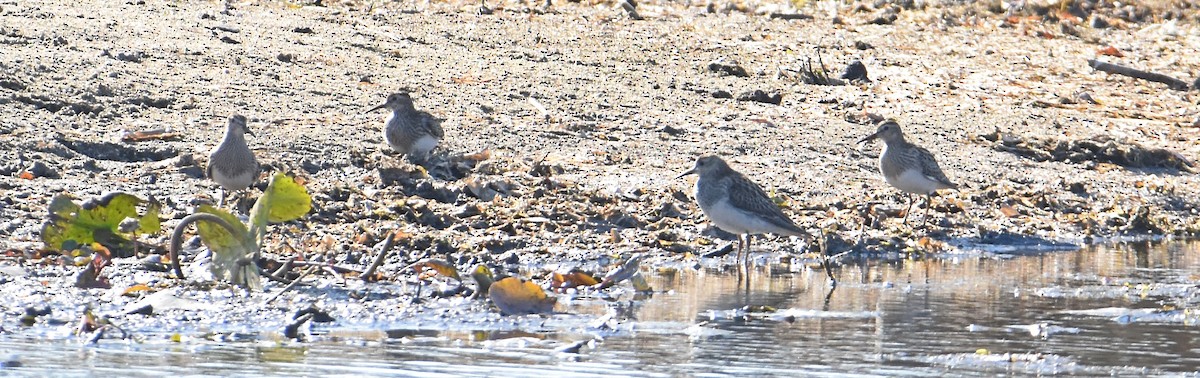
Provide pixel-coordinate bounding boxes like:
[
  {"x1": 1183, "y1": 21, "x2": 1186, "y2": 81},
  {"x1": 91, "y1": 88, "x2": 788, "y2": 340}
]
[
  {"x1": 366, "y1": 92, "x2": 444, "y2": 163},
  {"x1": 206, "y1": 114, "x2": 259, "y2": 208},
  {"x1": 858, "y1": 119, "x2": 957, "y2": 227}
]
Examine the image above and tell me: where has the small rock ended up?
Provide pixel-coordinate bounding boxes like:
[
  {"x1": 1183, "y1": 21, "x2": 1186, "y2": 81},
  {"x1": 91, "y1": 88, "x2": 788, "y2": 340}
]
[
  {"x1": 1089, "y1": 15, "x2": 1109, "y2": 29},
  {"x1": 103, "y1": 50, "x2": 145, "y2": 63},
  {"x1": 174, "y1": 153, "x2": 195, "y2": 167},
  {"x1": 854, "y1": 41, "x2": 873, "y2": 50},
  {"x1": 868, "y1": 7, "x2": 898, "y2": 25},
  {"x1": 659, "y1": 125, "x2": 685, "y2": 136},
  {"x1": 840, "y1": 60, "x2": 870, "y2": 82},
  {"x1": 1073, "y1": 91, "x2": 1097, "y2": 104},
  {"x1": 711, "y1": 89, "x2": 733, "y2": 99},
  {"x1": 95, "y1": 84, "x2": 113, "y2": 96},
  {"x1": 24, "y1": 161, "x2": 57, "y2": 178},
  {"x1": 219, "y1": 36, "x2": 240, "y2": 44},
  {"x1": 707, "y1": 58, "x2": 749, "y2": 77},
  {"x1": 277, "y1": 53, "x2": 294, "y2": 63},
  {"x1": 292, "y1": 26, "x2": 314, "y2": 34},
  {"x1": 736, "y1": 89, "x2": 783, "y2": 105},
  {"x1": 179, "y1": 166, "x2": 204, "y2": 178}
]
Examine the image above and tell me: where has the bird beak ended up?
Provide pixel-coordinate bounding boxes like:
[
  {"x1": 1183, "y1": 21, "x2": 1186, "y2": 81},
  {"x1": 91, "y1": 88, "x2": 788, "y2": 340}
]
[
  {"x1": 365, "y1": 104, "x2": 386, "y2": 114},
  {"x1": 857, "y1": 132, "x2": 880, "y2": 144},
  {"x1": 245, "y1": 129, "x2": 255, "y2": 137},
  {"x1": 675, "y1": 168, "x2": 696, "y2": 179}
]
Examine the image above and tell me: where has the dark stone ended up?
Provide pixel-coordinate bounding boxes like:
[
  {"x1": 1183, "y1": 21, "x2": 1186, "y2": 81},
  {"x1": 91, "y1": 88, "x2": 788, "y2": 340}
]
[
  {"x1": 736, "y1": 89, "x2": 783, "y2": 105},
  {"x1": 840, "y1": 60, "x2": 870, "y2": 82},
  {"x1": 707, "y1": 59, "x2": 749, "y2": 77},
  {"x1": 25, "y1": 161, "x2": 58, "y2": 178}
]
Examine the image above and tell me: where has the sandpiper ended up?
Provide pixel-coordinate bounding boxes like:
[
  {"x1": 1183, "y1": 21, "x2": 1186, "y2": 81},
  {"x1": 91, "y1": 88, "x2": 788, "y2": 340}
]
[
  {"x1": 858, "y1": 119, "x2": 957, "y2": 227},
  {"x1": 366, "y1": 92, "x2": 444, "y2": 163},
  {"x1": 678, "y1": 155, "x2": 808, "y2": 265},
  {"x1": 207, "y1": 114, "x2": 259, "y2": 208}
]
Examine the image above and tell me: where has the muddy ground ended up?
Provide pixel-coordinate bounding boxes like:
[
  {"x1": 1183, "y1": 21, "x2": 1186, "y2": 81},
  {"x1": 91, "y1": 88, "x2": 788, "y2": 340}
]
[{"x1": 2, "y1": 0, "x2": 1200, "y2": 294}]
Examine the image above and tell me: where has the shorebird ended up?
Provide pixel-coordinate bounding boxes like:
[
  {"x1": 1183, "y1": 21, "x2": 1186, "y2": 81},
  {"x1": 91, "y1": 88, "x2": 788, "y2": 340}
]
[
  {"x1": 677, "y1": 155, "x2": 808, "y2": 265},
  {"x1": 366, "y1": 92, "x2": 444, "y2": 163},
  {"x1": 207, "y1": 114, "x2": 259, "y2": 208},
  {"x1": 858, "y1": 119, "x2": 957, "y2": 227}
]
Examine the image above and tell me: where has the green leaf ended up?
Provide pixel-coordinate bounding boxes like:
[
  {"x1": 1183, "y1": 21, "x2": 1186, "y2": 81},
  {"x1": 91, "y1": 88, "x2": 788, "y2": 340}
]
[
  {"x1": 138, "y1": 201, "x2": 162, "y2": 234},
  {"x1": 196, "y1": 205, "x2": 250, "y2": 252},
  {"x1": 250, "y1": 173, "x2": 311, "y2": 232},
  {"x1": 195, "y1": 205, "x2": 259, "y2": 290},
  {"x1": 41, "y1": 192, "x2": 161, "y2": 254}
]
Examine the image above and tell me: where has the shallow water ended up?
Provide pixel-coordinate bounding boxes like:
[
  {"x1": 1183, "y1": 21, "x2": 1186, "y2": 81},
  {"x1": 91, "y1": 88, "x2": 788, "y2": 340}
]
[{"x1": 4, "y1": 241, "x2": 1200, "y2": 376}]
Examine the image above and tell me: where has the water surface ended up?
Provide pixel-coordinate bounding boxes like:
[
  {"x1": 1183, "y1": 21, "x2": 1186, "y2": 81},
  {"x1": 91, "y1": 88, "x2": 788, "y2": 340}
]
[{"x1": 4, "y1": 241, "x2": 1200, "y2": 376}]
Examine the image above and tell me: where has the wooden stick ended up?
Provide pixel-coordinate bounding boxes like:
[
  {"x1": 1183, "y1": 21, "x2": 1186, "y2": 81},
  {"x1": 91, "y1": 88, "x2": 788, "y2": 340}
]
[
  {"x1": 362, "y1": 230, "x2": 396, "y2": 282},
  {"x1": 1087, "y1": 59, "x2": 1191, "y2": 91}
]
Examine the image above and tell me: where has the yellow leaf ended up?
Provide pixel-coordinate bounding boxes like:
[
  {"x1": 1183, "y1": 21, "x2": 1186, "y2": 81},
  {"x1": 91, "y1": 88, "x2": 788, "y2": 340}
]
[
  {"x1": 551, "y1": 270, "x2": 599, "y2": 290},
  {"x1": 489, "y1": 277, "x2": 556, "y2": 315},
  {"x1": 122, "y1": 284, "x2": 153, "y2": 296},
  {"x1": 406, "y1": 259, "x2": 461, "y2": 281},
  {"x1": 250, "y1": 173, "x2": 312, "y2": 229}
]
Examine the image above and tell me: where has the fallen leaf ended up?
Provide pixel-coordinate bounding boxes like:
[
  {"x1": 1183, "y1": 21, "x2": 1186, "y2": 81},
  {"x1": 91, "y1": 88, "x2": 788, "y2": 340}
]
[
  {"x1": 489, "y1": 277, "x2": 556, "y2": 315},
  {"x1": 122, "y1": 284, "x2": 153, "y2": 296},
  {"x1": 463, "y1": 149, "x2": 491, "y2": 162},
  {"x1": 551, "y1": 270, "x2": 599, "y2": 290},
  {"x1": 999, "y1": 205, "x2": 1020, "y2": 218},
  {"x1": 1097, "y1": 46, "x2": 1123, "y2": 57},
  {"x1": 406, "y1": 259, "x2": 461, "y2": 281},
  {"x1": 18, "y1": 171, "x2": 34, "y2": 180}
]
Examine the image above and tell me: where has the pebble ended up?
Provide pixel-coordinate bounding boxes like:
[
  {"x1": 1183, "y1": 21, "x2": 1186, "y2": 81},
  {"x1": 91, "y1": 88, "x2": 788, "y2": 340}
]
[
  {"x1": 707, "y1": 58, "x2": 749, "y2": 77},
  {"x1": 736, "y1": 89, "x2": 782, "y2": 105}
]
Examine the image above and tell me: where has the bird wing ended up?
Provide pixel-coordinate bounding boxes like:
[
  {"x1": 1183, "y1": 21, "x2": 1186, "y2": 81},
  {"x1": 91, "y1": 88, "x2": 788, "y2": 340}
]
[
  {"x1": 913, "y1": 146, "x2": 956, "y2": 188},
  {"x1": 725, "y1": 174, "x2": 805, "y2": 235},
  {"x1": 423, "y1": 113, "x2": 444, "y2": 138}
]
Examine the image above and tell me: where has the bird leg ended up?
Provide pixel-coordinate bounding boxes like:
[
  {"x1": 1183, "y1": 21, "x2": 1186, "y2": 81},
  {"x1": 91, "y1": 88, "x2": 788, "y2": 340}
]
[
  {"x1": 217, "y1": 188, "x2": 227, "y2": 208},
  {"x1": 736, "y1": 234, "x2": 746, "y2": 265},
  {"x1": 921, "y1": 193, "x2": 933, "y2": 228},
  {"x1": 815, "y1": 233, "x2": 837, "y2": 287},
  {"x1": 744, "y1": 234, "x2": 753, "y2": 266},
  {"x1": 901, "y1": 193, "x2": 915, "y2": 225}
]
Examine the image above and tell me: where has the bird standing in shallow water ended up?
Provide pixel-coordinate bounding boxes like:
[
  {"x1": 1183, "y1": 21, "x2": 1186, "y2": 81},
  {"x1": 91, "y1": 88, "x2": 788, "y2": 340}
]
[
  {"x1": 367, "y1": 92, "x2": 444, "y2": 164},
  {"x1": 207, "y1": 114, "x2": 259, "y2": 208},
  {"x1": 678, "y1": 155, "x2": 808, "y2": 265},
  {"x1": 858, "y1": 119, "x2": 957, "y2": 227}
]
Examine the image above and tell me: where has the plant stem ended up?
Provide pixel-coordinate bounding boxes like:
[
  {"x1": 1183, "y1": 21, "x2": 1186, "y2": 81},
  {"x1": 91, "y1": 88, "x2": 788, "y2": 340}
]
[{"x1": 168, "y1": 213, "x2": 242, "y2": 279}]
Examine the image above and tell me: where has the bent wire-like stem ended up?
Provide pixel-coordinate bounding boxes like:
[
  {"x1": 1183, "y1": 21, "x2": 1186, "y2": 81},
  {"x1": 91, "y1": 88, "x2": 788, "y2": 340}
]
[{"x1": 168, "y1": 213, "x2": 243, "y2": 279}]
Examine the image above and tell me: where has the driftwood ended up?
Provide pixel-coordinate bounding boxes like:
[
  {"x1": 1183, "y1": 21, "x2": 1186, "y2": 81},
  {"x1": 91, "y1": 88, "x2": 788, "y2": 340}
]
[{"x1": 1087, "y1": 59, "x2": 1191, "y2": 91}]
